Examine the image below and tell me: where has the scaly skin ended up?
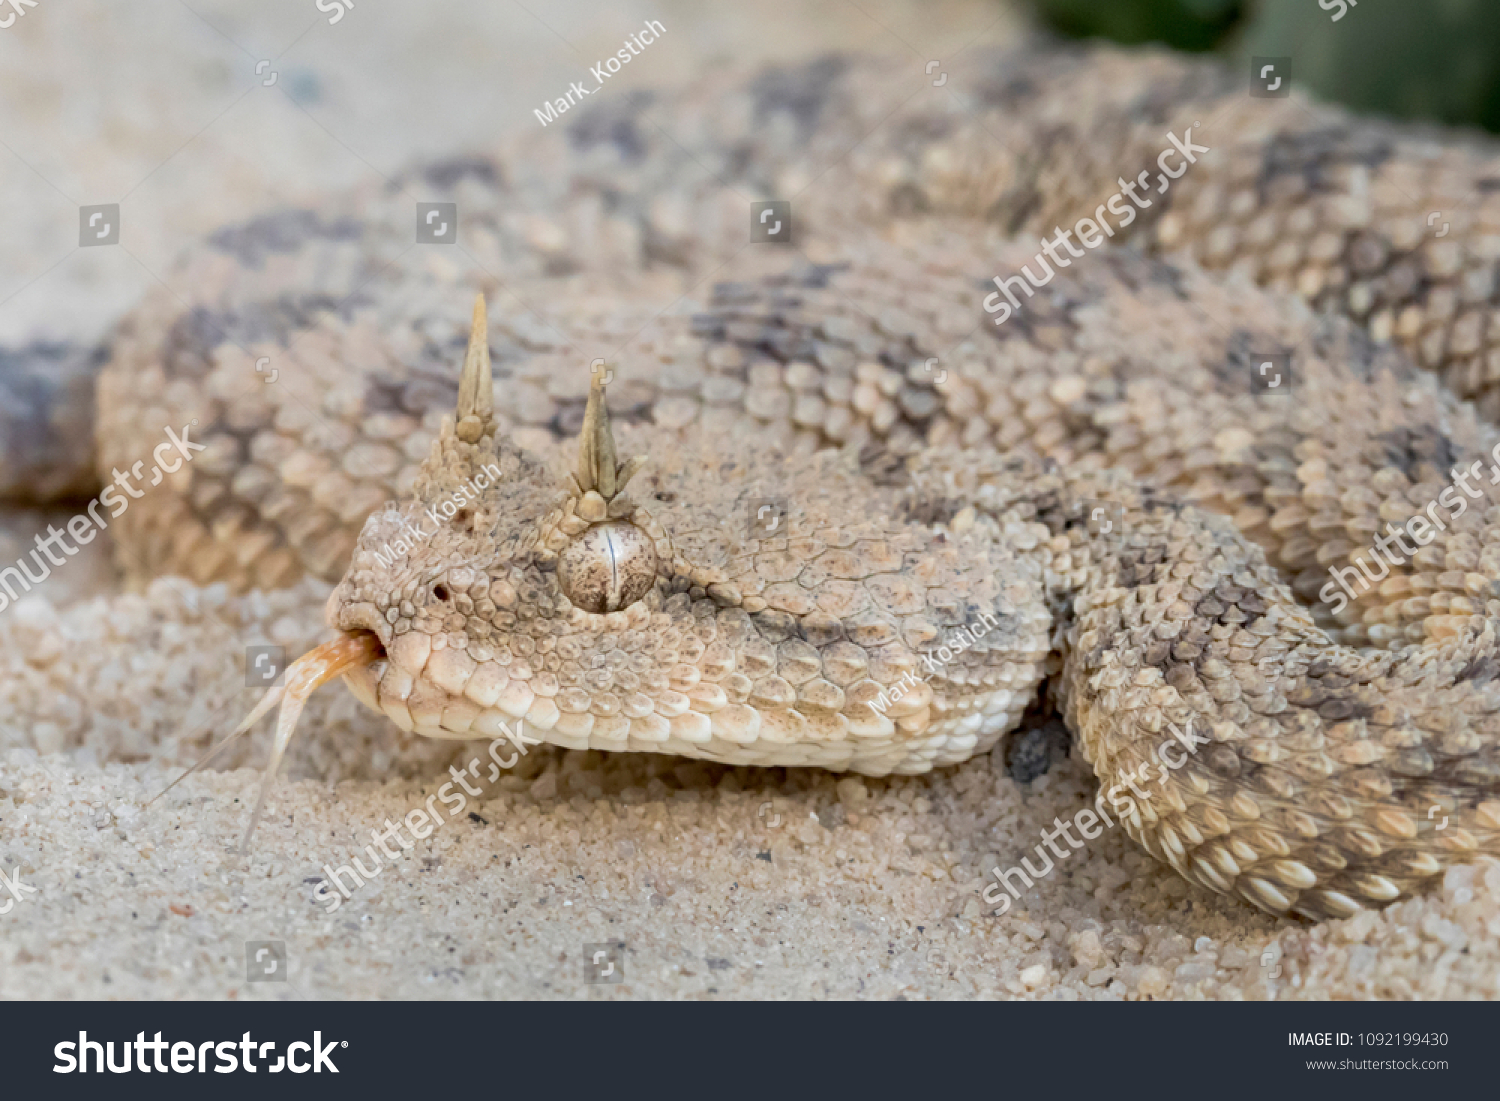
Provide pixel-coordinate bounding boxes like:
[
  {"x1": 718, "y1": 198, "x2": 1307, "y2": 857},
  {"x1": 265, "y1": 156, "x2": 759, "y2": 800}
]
[
  {"x1": 18, "y1": 46, "x2": 1500, "y2": 920},
  {"x1": 319, "y1": 297, "x2": 1500, "y2": 923},
  {"x1": 91, "y1": 45, "x2": 1500, "y2": 585}
]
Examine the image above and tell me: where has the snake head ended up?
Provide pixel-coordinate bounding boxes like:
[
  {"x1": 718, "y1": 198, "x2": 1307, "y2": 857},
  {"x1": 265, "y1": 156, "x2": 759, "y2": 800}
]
[
  {"x1": 190, "y1": 297, "x2": 677, "y2": 850},
  {"x1": 202, "y1": 295, "x2": 1046, "y2": 856},
  {"x1": 321, "y1": 294, "x2": 1047, "y2": 781},
  {"x1": 324, "y1": 295, "x2": 679, "y2": 742}
]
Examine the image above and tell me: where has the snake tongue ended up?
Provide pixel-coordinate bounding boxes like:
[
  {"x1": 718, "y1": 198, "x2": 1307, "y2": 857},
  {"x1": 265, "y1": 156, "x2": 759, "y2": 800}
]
[{"x1": 150, "y1": 631, "x2": 384, "y2": 853}]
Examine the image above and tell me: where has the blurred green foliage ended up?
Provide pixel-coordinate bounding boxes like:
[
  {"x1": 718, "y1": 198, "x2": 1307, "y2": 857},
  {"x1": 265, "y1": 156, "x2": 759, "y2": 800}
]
[
  {"x1": 1028, "y1": 0, "x2": 1500, "y2": 134},
  {"x1": 1027, "y1": 0, "x2": 1241, "y2": 52}
]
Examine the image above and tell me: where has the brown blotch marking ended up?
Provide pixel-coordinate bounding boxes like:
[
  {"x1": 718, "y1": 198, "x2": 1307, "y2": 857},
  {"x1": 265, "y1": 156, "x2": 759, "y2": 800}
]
[
  {"x1": 1215, "y1": 329, "x2": 1290, "y2": 388},
  {"x1": 362, "y1": 364, "x2": 459, "y2": 418},
  {"x1": 982, "y1": 264, "x2": 1097, "y2": 346},
  {"x1": 750, "y1": 55, "x2": 848, "y2": 132},
  {"x1": 1255, "y1": 127, "x2": 1395, "y2": 197},
  {"x1": 751, "y1": 609, "x2": 798, "y2": 644},
  {"x1": 859, "y1": 444, "x2": 910, "y2": 488},
  {"x1": 1316, "y1": 697, "x2": 1377, "y2": 723},
  {"x1": 1374, "y1": 426, "x2": 1458, "y2": 480},
  {"x1": 207, "y1": 209, "x2": 363, "y2": 267},
  {"x1": 1308, "y1": 322, "x2": 1406, "y2": 383},
  {"x1": 1456, "y1": 656, "x2": 1500, "y2": 686},
  {"x1": 568, "y1": 90, "x2": 657, "y2": 162},
  {"x1": 1129, "y1": 65, "x2": 1236, "y2": 125},
  {"x1": 420, "y1": 156, "x2": 501, "y2": 190}
]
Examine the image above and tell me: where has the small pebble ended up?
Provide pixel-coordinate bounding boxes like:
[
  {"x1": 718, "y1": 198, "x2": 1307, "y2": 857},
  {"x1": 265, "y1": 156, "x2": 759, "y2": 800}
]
[
  {"x1": 32, "y1": 723, "x2": 64, "y2": 755},
  {"x1": 836, "y1": 777, "x2": 870, "y2": 807},
  {"x1": 1019, "y1": 963, "x2": 1050, "y2": 989},
  {"x1": 1137, "y1": 966, "x2": 1167, "y2": 996},
  {"x1": 1174, "y1": 960, "x2": 1216, "y2": 984},
  {"x1": 1071, "y1": 930, "x2": 1105, "y2": 970}
]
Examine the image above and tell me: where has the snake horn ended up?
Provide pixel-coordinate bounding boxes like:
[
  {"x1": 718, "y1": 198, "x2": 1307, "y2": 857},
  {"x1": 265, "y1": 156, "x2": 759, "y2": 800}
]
[{"x1": 455, "y1": 293, "x2": 493, "y2": 443}]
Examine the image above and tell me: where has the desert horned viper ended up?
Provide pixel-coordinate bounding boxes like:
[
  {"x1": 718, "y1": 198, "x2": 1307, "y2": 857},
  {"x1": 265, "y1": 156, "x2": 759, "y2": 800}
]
[{"x1": 10, "y1": 45, "x2": 1500, "y2": 921}]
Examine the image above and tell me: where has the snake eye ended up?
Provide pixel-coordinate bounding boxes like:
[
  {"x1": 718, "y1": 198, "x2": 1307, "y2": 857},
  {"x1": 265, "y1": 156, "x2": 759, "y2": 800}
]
[{"x1": 557, "y1": 521, "x2": 657, "y2": 614}]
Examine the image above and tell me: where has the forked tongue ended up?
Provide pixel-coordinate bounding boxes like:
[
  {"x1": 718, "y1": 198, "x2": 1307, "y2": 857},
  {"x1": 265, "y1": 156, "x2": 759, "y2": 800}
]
[{"x1": 151, "y1": 631, "x2": 383, "y2": 854}]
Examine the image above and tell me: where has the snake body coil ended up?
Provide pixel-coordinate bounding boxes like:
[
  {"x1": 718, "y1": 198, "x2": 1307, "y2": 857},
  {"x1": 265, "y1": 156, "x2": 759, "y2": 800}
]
[{"x1": 29, "y1": 46, "x2": 1500, "y2": 920}]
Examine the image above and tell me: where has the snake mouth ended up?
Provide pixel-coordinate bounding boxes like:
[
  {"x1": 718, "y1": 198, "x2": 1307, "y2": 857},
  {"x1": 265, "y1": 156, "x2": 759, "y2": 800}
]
[
  {"x1": 341, "y1": 636, "x2": 525, "y2": 741},
  {"x1": 328, "y1": 629, "x2": 388, "y2": 700}
]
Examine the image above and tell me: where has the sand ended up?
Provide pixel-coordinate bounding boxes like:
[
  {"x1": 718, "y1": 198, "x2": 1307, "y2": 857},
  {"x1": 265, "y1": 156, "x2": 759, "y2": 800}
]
[{"x1": 3, "y1": 580, "x2": 1499, "y2": 1000}]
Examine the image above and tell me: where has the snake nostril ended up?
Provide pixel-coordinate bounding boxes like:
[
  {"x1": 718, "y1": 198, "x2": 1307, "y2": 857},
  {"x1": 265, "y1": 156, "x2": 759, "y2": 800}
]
[{"x1": 432, "y1": 583, "x2": 450, "y2": 601}]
